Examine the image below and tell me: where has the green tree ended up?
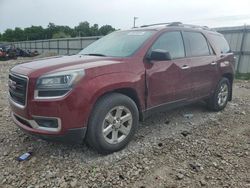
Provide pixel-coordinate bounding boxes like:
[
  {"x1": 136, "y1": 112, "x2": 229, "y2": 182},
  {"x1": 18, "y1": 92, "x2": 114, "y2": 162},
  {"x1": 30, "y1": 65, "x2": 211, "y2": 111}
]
[
  {"x1": 13, "y1": 27, "x2": 25, "y2": 41},
  {"x1": 1, "y1": 29, "x2": 15, "y2": 42},
  {"x1": 45, "y1": 23, "x2": 74, "y2": 38},
  {"x1": 99, "y1": 25, "x2": 115, "y2": 35},
  {"x1": 45, "y1": 23, "x2": 58, "y2": 39},
  {"x1": 90, "y1": 24, "x2": 99, "y2": 36},
  {"x1": 24, "y1": 26, "x2": 45, "y2": 40},
  {"x1": 52, "y1": 31, "x2": 71, "y2": 39},
  {"x1": 75, "y1": 21, "x2": 91, "y2": 37},
  {"x1": 57, "y1": 26, "x2": 74, "y2": 37},
  {"x1": 0, "y1": 22, "x2": 116, "y2": 42}
]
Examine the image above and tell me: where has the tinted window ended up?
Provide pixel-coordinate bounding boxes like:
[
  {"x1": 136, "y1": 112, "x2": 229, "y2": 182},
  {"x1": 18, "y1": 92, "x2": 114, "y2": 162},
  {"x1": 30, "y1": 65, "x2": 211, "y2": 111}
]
[
  {"x1": 151, "y1": 32, "x2": 185, "y2": 59},
  {"x1": 209, "y1": 34, "x2": 230, "y2": 54},
  {"x1": 183, "y1": 32, "x2": 210, "y2": 57}
]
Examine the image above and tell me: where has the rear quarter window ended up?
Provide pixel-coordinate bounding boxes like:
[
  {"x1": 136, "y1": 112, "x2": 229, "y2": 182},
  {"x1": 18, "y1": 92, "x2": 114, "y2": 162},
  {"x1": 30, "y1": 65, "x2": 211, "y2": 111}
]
[
  {"x1": 208, "y1": 33, "x2": 230, "y2": 54},
  {"x1": 183, "y1": 32, "x2": 210, "y2": 57}
]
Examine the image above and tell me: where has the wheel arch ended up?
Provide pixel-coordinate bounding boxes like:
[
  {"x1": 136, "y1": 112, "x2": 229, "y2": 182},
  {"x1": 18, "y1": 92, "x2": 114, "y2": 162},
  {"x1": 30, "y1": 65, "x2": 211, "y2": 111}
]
[
  {"x1": 92, "y1": 87, "x2": 143, "y2": 121},
  {"x1": 112, "y1": 88, "x2": 143, "y2": 121}
]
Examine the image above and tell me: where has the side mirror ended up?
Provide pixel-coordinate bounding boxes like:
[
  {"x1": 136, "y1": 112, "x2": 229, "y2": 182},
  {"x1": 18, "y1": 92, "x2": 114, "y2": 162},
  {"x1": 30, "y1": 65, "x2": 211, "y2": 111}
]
[{"x1": 148, "y1": 49, "x2": 172, "y2": 61}]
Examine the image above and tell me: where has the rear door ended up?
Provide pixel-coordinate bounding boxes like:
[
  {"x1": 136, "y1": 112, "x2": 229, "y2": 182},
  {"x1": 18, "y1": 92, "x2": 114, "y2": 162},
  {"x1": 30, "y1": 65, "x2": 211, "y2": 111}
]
[
  {"x1": 145, "y1": 31, "x2": 193, "y2": 108},
  {"x1": 182, "y1": 31, "x2": 219, "y2": 99}
]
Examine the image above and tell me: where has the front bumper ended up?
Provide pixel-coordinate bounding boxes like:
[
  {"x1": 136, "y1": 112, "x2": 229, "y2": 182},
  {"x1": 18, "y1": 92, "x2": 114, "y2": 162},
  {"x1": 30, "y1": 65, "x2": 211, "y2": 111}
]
[
  {"x1": 8, "y1": 71, "x2": 94, "y2": 144},
  {"x1": 8, "y1": 78, "x2": 91, "y2": 143},
  {"x1": 12, "y1": 113, "x2": 87, "y2": 143}
]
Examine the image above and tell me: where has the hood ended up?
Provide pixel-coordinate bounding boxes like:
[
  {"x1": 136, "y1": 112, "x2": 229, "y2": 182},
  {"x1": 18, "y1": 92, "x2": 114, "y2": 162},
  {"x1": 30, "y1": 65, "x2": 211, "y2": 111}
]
[{"x1": 11, "y1": 55, "x2": 124, "y2": 77}]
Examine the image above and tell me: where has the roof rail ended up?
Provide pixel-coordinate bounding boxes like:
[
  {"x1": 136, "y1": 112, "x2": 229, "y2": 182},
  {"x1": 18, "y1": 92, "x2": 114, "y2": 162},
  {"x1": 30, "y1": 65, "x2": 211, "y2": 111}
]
[
  {"x1": 140, "y1": 22, "x2": 213, "y2": 31},
  {"x1": 178, "y1": 24, "x2": 212, "y2": 31},
  {"x1": 140, "y1": 22, "x2": 182, "y2": 28}
]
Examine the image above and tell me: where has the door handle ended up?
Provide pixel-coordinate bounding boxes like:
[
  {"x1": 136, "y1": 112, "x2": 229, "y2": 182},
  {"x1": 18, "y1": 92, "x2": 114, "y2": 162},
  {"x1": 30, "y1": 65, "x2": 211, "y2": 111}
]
[
  {"x1": 181, "y1": 65, "x2": 190, "y2": 70},
  {"x1": 211, "y1": 61, "x2": 217, "y2": 65}
]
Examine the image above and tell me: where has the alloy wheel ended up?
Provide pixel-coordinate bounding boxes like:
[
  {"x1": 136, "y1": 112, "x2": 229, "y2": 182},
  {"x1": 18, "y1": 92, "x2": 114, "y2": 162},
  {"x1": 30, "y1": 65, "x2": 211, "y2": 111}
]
[{"x1": 102, "y1": 106, "x2": 133, "y2": 144}]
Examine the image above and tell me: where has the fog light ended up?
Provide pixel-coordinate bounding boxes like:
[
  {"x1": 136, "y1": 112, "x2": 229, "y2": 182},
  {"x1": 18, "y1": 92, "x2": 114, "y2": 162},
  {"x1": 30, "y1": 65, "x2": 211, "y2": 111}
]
[{"x1": 34, "y1": 118, "x2": 58, "y2": 128}]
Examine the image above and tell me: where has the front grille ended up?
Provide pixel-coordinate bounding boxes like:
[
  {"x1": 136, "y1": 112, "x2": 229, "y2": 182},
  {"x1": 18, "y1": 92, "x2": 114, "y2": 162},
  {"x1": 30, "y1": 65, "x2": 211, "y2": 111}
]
[{"x1": 9, "y1": 73, "x2": 28, "y2": 106}]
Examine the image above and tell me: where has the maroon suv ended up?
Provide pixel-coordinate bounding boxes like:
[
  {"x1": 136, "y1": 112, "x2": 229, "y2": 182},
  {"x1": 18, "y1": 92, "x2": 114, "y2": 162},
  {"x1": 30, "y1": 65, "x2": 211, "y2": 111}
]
[{"x1": 9, "y1": 22, "x2": 235, "y2": 154}]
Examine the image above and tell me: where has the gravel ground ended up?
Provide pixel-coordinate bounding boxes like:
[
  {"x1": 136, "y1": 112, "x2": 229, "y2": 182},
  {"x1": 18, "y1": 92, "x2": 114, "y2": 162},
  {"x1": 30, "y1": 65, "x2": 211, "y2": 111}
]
[{"x1": 0, "y1": 57, "x2": 249, "y2": 188}]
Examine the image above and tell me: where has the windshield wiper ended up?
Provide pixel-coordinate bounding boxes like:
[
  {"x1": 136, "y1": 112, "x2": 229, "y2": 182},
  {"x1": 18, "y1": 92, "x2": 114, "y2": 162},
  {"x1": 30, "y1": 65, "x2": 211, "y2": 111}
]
[{"x1": 83, "y1": 53, "x2": 106, "y2": 57}]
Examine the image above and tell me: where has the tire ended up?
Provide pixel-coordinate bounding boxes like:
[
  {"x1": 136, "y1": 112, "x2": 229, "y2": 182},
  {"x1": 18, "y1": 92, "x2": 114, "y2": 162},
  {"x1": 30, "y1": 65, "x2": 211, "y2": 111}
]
[
  {"x1": 207, "y1": 77, "x2": 230, "y2": 111},
  {"x1": 86, "y1": 93, "x2": 139, "y2": 154}
]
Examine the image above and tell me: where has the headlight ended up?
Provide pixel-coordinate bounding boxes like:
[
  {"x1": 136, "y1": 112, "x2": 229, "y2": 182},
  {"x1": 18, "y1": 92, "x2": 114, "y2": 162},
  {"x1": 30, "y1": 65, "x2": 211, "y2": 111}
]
[{"x1": 35, "y1": 69, "x2": 85, "y2": 99}]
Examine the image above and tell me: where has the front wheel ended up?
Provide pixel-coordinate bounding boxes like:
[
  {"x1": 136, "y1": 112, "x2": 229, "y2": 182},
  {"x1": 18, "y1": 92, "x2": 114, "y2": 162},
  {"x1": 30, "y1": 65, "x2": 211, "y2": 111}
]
[
  {"x1": 207, "y1": 77, "x2": 230, "y2": 111},
  {"x1": 86, "y1": 93, "x2": 139, "y2": 154}
]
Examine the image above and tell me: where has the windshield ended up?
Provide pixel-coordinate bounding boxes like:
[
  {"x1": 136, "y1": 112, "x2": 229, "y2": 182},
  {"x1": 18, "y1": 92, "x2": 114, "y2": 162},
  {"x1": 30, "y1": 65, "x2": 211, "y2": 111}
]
[{"x1": 79, "y1": 30, "x2": 155, "y2": 57}]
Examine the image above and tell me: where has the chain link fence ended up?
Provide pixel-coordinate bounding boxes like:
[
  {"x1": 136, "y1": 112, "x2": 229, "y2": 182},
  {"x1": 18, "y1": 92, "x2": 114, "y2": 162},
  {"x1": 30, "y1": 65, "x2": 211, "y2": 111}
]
[
  {"x1": 10, "y1": 36, "x2": 101, "y2": 56},
  {"x1": 216, "y1": 25, "x2": 250, "y2": 73}
]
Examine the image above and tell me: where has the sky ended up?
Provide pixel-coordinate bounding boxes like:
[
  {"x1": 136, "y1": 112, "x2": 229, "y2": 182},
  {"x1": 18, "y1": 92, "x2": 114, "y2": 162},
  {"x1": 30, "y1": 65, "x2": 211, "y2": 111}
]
[{"x1": 1, "y1": 0, "x2": 250, "y2": 33}]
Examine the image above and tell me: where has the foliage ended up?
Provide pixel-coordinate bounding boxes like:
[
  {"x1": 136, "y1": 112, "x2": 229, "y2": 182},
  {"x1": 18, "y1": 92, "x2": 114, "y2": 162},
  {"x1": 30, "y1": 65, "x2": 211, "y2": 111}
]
[
  {"x1": 99, "y1": 25, "x2": 116, "y2": 35},
  {"x1": 52, "y1": 32, "x2": 71, "y2": 39},
  {"x1": 75, "y1": 22, "x2": 91, "y2": 37},
  {"x1": 235, "y1": 73, "x2": 250, "y2": 80},
  {"x1": 0, "y1": 22, "x2": 116, "y2": 42},
  {"x1": 24, "y1": 26, "x2": 45, "y2": 40}
]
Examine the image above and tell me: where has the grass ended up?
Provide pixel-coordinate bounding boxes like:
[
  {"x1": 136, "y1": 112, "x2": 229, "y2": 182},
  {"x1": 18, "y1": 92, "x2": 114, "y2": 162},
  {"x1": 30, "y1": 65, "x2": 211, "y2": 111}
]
[{"x1": 235, "y1": 73, "x2": 250, "y2": 80}]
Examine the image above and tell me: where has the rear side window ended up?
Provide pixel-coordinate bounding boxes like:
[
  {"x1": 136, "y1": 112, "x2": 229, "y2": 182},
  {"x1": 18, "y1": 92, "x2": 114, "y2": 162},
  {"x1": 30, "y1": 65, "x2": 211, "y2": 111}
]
[
  {"x1": 150, "y1": 31, "x2": 185, "y2": 59},
  {"x1": 183, "y1": 32, "x2": 210, "y2": 57},
  {"x1": 208, "y1": 34, "x2": 230, "y2": 54}
]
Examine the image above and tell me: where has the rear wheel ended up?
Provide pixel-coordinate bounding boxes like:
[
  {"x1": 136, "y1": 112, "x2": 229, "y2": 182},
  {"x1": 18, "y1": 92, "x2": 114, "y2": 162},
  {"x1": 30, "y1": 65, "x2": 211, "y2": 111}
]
[
  {"x1": 86, "y1": 93, "x2": 139, "y2": 154},
  {"x1": 207, "y1": 77, "x2": 230, "y2": 111}
]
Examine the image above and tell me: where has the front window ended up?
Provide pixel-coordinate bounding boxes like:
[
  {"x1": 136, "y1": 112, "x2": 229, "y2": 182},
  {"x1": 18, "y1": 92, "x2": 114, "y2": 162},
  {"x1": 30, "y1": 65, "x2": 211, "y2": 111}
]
[
  {"x1": 79, "y1": 30, "x2": 155, "y2": 57},
  {"x1": 150, "y1": 31, "x2": 185, "y2": 59}
]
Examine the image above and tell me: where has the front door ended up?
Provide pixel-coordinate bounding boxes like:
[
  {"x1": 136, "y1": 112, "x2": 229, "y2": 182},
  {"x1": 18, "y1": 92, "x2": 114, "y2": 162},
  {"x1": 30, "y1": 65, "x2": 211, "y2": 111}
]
[{"x1": 145, "y1": 31, "x2": 193, "y2": 109}]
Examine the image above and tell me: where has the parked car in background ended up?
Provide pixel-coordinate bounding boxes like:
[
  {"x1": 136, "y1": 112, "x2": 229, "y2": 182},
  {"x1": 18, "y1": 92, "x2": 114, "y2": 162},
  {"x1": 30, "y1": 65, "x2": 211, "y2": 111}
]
[
  {"x1": 9, "y1": 22, "x2": 235, "y2": 154},
  {"x1": 0, "y1": 44, "x2": 39, "y2": 61},
  {"x1": 0, "y1": 45, "x2": 8, "y2": 60},
  {"x1": 0, "y1": 48, "x2": 7, "y2": 59}
]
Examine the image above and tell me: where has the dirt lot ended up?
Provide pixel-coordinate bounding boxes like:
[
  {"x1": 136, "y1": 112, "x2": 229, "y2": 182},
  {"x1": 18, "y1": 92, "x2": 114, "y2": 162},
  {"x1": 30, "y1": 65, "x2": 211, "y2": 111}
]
[{"x1": 0, "y1": 57, "x2": 249, "y2": 188}]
